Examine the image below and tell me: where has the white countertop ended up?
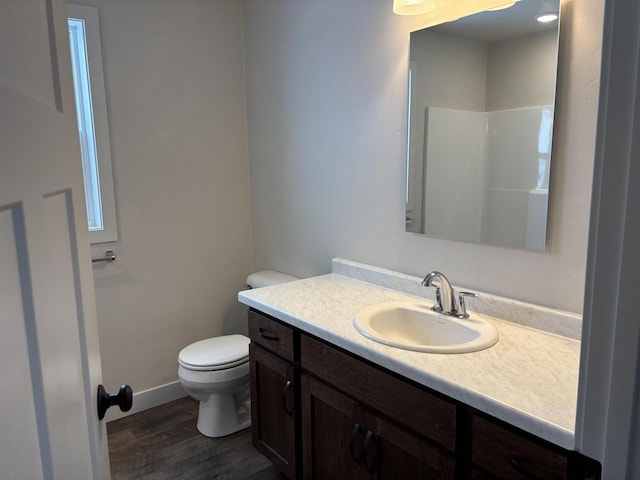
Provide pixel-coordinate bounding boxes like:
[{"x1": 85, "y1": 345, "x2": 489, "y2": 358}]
[{"x1": 238, "y1": 272, "x2": 580, "y2": 450}]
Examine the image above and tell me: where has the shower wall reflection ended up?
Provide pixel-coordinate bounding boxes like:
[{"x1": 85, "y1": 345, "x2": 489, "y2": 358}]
[{"x1": 424, "y1": 105, "x2": 552, "y2": 250}]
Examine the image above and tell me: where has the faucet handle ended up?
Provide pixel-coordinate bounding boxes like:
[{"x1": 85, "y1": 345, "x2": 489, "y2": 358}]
[{"x1": 457, "y1": 291, "x2": 477, "y2": 319}]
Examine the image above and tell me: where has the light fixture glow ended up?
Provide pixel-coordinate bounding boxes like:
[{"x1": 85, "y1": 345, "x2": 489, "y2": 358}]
[
  {"x1": 486, "y1": 2, "x2": 517, "y2": 11},
  {"x1": 536, "y1": 12, "x2": 558, "y2": 23},
  {"x1": 393, "y1": 0, "x2": 436, "y2": 16}
]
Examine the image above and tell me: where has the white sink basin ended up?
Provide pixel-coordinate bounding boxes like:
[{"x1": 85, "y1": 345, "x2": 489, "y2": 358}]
[{"x1": 353, "y1": 301, "x2": 499, "y2": 353}]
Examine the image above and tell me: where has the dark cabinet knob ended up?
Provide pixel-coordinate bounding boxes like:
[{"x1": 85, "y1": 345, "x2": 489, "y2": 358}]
[
  {"x1": 97, "y1": 384, "x2": 133, "y2": 420},
  {"x1": 349, "y1": 422, "x2": 364, "y2": 464},
  {"x1": 259, "y1": 327, "x2": 279, "y2": 341},
  {"x1": 363, "y1": 430, "x2": 377, "y2": 473},
  {"x1": 281, "y1": 380, "x2": 293, "y2": 416}
]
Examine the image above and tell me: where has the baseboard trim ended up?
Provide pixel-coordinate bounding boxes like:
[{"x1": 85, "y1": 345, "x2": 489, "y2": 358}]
[{"x1": 105, "y1": 380, "x2": 187, "y2": 423}]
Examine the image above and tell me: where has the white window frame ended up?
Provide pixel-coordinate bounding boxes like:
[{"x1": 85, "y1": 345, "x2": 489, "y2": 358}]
[{"x1": 68, "y1": 4, "x2": 118, "y2": 243}]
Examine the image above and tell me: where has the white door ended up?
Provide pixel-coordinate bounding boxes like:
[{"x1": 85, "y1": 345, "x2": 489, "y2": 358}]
[{"x1": 0, "y1": 0, "x2": 111, "y2": 478}]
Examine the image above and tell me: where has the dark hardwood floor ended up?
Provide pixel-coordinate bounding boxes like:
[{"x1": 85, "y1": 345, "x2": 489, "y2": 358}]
[{"x1": 107, "y1": 396, "x2": 283, "y2": 480}]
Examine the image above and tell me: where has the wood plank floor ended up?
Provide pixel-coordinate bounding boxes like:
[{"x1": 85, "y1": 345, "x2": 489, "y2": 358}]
[{"x1": 107, "y1": 396, "x2": 284, "y2": 480}]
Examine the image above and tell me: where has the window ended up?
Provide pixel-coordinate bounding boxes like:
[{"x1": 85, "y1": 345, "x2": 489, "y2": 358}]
[{"x1": 68, "y1": 4, "x2": 117, "y2": 243}]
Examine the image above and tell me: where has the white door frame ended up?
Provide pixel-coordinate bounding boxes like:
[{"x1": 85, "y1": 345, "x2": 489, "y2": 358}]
[{"x1": 575, "y1": 0, "x2": 640, "y2": 478}]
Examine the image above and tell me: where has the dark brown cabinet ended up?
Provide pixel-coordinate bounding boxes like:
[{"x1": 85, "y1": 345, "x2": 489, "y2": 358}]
[
  {"x1": 301, "y1": 375, "x2": 363, "y2": 479},
  {"x1": 247, "y1": 308, "x2": 600, "y2": 480},
  {"x1": 299, "y1": 333, "x2": 456, "y2": 453},
  {"x1": 470, "y1": 415, "x2": 601, "y2": 480},
  {"x1": 249, "y1": 345, "x2": 298, "y2": 478},
  {"x1": 367, "y1": 414, "x2": 455, "y2": 480},
  {"x1": 301, "y1": 374, "x2": 455, "y2": 479},
  {"x1": 472, "y1": 414, "x2": 568, "y2": 479},
  {"x1": 248, "y1": 309, "x2": 296, "y2": 361},
  {"x1": 248, "y1": 311, "x2": 299, "y2": 479}
]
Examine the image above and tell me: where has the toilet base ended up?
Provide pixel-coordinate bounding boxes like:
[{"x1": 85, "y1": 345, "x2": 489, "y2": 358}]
[{"x1": 196, "y1": 393, "x2": 251, "y2": 438}]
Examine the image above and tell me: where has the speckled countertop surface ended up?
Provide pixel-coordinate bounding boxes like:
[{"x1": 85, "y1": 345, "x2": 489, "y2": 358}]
[{"x1": 238, "y1": 264, "x2": 581, "y2": 450}]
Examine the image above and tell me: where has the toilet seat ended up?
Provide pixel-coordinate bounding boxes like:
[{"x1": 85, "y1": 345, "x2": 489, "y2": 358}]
[{"x1": 178, "y1": 334, "x2": 249, "y2": 371}]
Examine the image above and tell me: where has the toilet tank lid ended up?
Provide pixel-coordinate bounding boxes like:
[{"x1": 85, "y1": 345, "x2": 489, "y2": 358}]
[
  {"x1": 246, "y1": 270, "x2": 298, "y2": 289},
  {"x1": 179, "y1": 334, "x2": 249, "y2": 368}
]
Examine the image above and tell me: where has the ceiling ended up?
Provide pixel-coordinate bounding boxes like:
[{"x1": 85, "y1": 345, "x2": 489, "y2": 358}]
[{"x1": 430, "y1": 0, "x2": 560, "y2": 43}]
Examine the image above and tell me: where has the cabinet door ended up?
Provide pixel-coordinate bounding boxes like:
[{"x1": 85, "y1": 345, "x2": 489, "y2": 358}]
[
  {"x1": 302, "y1": 375, "x2": 365, "y2": 480},
  {"x1": 250, "y1": 344, "x2": 298, "y2": 479},
  {"x1": 364, "y1": 414, "x2": 455, "y2": 480}
]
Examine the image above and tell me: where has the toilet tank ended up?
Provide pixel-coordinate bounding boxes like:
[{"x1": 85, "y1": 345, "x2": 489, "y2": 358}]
[{"x1": 245, "y1": 270, "x2": 298, "y2": 289}]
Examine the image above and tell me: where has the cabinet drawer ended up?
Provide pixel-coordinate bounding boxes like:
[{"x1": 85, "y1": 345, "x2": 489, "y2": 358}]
[
  {"x1": 471, "y1": 414, "x2": 569, "y2": 480},
  {"x1": 248, "y1": 310, "x2": 295, "y2": 362},
  {"x1": 300, "y1": 334, "x2": 456, "y2": 451}
]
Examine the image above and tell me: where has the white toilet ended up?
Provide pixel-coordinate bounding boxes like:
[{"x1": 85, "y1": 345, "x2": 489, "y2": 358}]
[
  {"x1": 178, "y1": 334, "x2": 251, "y2": 437},
  {"x1": 178, "y1": 270, "x2": 298, "y2": 438}
]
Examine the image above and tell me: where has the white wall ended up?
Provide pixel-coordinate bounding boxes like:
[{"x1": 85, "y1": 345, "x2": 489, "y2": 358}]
[
  {"x1": 486, "y1": 28, "x2": 559, "y2": 110},
  {"x1": 80, "y1": 0, "x2": 253, "y2": 397},
  {"x1": 244, "y1": 0, "x2": 603, "y2": 313},
  {"x1": 410, "y1": 30, "x2": 488, "y2": 111}
]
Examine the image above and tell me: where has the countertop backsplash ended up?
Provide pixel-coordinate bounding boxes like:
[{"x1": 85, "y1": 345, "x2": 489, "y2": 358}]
[{"x1": 331, "y1": 258, "x2": 582, "y2": 340}]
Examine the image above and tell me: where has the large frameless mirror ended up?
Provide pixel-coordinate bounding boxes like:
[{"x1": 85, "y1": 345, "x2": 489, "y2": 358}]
[{"x1": 405, "y1": 0, "x2": 560, "y2": 252}]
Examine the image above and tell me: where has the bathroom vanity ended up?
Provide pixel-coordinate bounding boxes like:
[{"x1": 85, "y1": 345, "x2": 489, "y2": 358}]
[{"x1": 239, "y1": 260, "x2": 600, "y2": 479}]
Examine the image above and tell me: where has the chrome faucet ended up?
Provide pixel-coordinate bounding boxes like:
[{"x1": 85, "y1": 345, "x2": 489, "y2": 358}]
[{"x1": 421, "y1": 271, "x2": 477, "y2": 319}]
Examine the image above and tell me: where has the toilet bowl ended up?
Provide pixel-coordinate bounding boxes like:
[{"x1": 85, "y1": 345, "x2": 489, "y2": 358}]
[
  {"x1": 178, "y1": 270, "x2": 299, "y2": 438},
  {"x1": 178, "y1": 334, "x2": 251, "y2": 438}
]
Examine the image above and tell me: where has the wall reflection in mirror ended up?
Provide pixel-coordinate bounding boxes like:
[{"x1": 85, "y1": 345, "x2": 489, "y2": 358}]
[{"x1": 405, "y1": 0, "x2": 560, "y2": 252}]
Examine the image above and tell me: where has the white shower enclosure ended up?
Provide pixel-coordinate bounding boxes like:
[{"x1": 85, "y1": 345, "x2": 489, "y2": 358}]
[{"x1": 423, "y1": 105, "x2": 552, "y2": 251}]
